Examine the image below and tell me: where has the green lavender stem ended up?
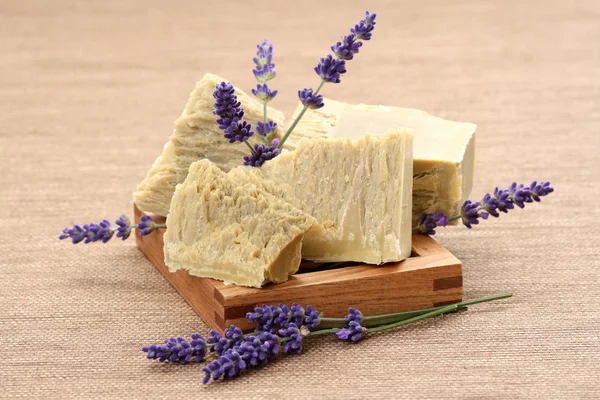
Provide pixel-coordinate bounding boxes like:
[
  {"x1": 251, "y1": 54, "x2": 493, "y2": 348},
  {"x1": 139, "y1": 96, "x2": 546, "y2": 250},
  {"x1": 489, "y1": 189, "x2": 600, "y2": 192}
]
[
  {"x1": 319, "y1": 293, "x2": 513, "y2": 324},
  {"x1": 262, "y1": 100, "x2": 269, "y2": 144},
  {"x1": 277, "y1": 79, "x2": 326, "y2": 149},
  {"x1": 244, "y1": 140, "x2": 258, "y2": 156},
  {"x1": 309, "y1": 304, "x2": 459, "y2": 337}
]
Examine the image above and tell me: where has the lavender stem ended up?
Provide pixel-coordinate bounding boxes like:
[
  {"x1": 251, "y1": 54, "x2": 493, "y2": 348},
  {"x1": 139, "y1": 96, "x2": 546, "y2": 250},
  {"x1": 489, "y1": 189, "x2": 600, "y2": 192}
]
[{"x1": 277, "y1": 79, "x2": 326, "y2": 149}]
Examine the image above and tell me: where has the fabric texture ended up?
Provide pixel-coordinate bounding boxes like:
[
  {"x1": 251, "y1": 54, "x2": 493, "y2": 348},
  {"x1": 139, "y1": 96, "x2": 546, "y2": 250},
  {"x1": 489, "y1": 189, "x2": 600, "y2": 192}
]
[{"x1": 1, "y1": 0, "x2": 598, "y2": 398}]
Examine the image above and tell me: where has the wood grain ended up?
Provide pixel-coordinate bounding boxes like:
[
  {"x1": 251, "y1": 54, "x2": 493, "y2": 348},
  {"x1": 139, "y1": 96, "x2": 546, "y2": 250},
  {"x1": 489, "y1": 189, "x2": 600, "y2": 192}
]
[{"x1": 134, "y1": 204, "x2": 463, "y2": 333}]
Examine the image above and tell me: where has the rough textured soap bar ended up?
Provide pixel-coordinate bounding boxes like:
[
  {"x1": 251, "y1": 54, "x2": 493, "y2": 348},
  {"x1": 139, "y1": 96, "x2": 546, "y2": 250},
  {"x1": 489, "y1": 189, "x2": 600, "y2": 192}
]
[
  {"x1": 289, "y1": 98, "x2": 476, "y2": 224},
  {"x1": 164, "y1": 160, "x2": 317, "y2": 288},
  {"x1": 133, "y1": 73, "x2": 285, "y2": 217},
  {"x1": 260, "y1": 131, "x2": 414, "y2": 264}
]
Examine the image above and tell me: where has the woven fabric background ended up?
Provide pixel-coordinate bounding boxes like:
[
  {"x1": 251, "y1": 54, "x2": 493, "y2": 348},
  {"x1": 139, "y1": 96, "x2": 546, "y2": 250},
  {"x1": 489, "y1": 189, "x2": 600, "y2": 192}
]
[{"x1": 1, "y1": 0, "x2": 599, "y2": 398}]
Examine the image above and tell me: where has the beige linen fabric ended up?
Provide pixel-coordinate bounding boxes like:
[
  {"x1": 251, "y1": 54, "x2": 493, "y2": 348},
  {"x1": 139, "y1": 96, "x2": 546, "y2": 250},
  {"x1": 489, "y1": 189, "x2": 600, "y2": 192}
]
[{"x1": 1, "y1": 0, "x2": 599, "y2": 398}]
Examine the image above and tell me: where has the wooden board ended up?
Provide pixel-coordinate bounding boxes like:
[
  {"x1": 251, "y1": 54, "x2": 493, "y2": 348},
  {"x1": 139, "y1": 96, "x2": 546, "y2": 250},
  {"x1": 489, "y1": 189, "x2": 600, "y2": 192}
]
[{"x1": 134, "y1": 205, "x2": 463, "y2": 333}]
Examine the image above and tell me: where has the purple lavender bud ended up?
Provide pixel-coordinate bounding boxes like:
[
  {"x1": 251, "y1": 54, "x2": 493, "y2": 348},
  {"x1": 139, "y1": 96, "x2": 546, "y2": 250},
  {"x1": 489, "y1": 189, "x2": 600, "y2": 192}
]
[
  {"x1": 493, "y1": 187, "x2": 514, "y2": 213},
  {"x1": 278, "y1": 323, "x2": 303, "y2": 354},
  {"x1": 345, "y1": 307, "x2": 363, "y2": 326},
  {"x1": 202, "y1": 327, "x2": 280, "y2": 384},
  {"x1": 206, "y1": 326, "x2": 244, "y2": 356},
  {"x1": 243, "y1": 139, "x2": 280, "y2": 167},
  {"x1": 461, "y1": 200, "x2": 483, "y2": 229},
  {"x1": 223, "y1": 120, "x2": 254, "y2": 143},
  {"x1": 331, "y1": 34, "x2": 363, "y2": 60},
  {"x1": 138, "y1": 215, "x2": 159, "y2": 236},
  {"x1": 304, "y1": 305, "x2": 322, "y2": 330},
  {"x1": 253, "y1": 66, "x2": 276, "y2": 83},
  {"x1": 529, "y1": 181, "x2": 554, "y2": 201},
  {"x1": 335, "y1": 320, "x2": 366, "y2": 342},
  {"x1": 142, "y1": 334, "x2": 205, "y2": 365},
  {"x1": 480, "y1": 193, "x2": 499, "y2": 218},
  {"x1": 82, "y1": 220, "x2": 114, "y2": 244},
  {"x1": 252, "y1": 83, "x2": 278, "y2": 102},
  {"x1": 213, "y1": 82, "x2": 244, "y2": 131},
  {"x1": 507, "y1": 182, "x2": 532, "y2": 209},
  {"x1": 272, "y1": 304, "x2": 292, "y2": 326},
  {"x1": 415, "y1": 212, "x2": 449, "y2": 235},
  {"x1": 115, "y1": 215, "x2": 132, "y2": 240},
  {"x1": 256, "y1": 120, "x2": 278, "y2": 137},
  {"x1": 253, "y1": 40, "x2": 276, "y2": 83},
  {"x1": 59, "y1": 224, "x2": 87, "y2": 244},
  {"x1": 289, "y1": 302, "x2": 305, "y2": 327},
  {"x1": 314, "y1": 54, "x2": 347, "y2": 83},
  {"x1": 298, "y1": 88, "x2": 325, "y2": 109},
  {"x1": 351, "y1": 11, "x2": 377, "y2": 40}
]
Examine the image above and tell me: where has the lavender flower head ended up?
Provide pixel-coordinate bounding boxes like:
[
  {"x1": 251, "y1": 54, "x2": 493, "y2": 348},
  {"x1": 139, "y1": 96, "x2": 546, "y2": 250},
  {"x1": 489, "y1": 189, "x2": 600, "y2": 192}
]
[
  {"x1": 142, "y1": 334, "x2": 206, "y2": 365},
  {"x1": 335, "y1": 321, "x2": 366, "y2": 342},
  {"x1": 223, "y1": 120, "x2": 254, "y2": 143},
  {"x1": 253, "y1": 39, "x2": 276, "y2": 83},
  {"x1": 415, "y1": 212, "x2": 449, "y2": 235},
  {"x1": 202, "y1": 330, "x2": 280, "y2": 384},
  {"x1": 59, "y1": 220, "x2": 113, "y2": 244},
  {"x1": 244, "y1": 139, "x2": 280, "y2": 167},
  {"x1": 351, "y1": 11, "x2": 377, "y2": 40},
  {"x1": 304, "y1": 305, "x2": 322, "y2": 331},
  {"x1": 213, "y1": 81, "x2": 244, "y2": 131},
  {"x1": 207, "y1": 326, "x2": 244, "y2": 356},
  {"x1": 115, "y1": 215, "x2": 132, "y2": 240},
  {"x1": 252, "y1": 83, "x2": 278, "y2": 102},
  {"x1": 315, "y1": 55, "x2": 347, "y2": 83},
  {"x1": 256, "y1": 120, "x2": 277, "y2": 137},
  {"x1": 344, "y1": 307, "x2": 363, "y2": 326},
  {"x1": 138, "y1": 215, "x2": 160, "y2": 236},
  {"x1": 298, "y1": 88, "x2": 324, "y2": 109},
  {"x1": 461, "y1": 200, "x2": 485, "y2": 229},
  {"x1": 331, "y1": 34, "x2": 363, "y2": 61},
  {"x1": 278, "y1": 323, "x2": 303, "y2": 354}
]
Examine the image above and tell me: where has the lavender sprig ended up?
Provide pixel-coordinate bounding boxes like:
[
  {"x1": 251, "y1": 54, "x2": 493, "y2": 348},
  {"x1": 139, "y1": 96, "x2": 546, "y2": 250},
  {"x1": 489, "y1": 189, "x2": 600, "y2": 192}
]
[
  {"x1": 142, "y1": 334, "x2": 205, "y2": 365},
  {"x1": 59, "y1": 215, "x2": 165, "y2": 244},
  {"x1": 413, "y1": 181, "x2": 554, "y2": 235},
  {"x1": 277, "y1": 10, "x2": 376, "y2": 150},
  {"x1": 145, "y1": 294, "x2": 512, "y2": 384},
  {"x1": 252, "y1": 39, "x2": 278, "y2": 145},
  {"x1": 243, "y1": 138, "x2": 280, "y2": 167}
]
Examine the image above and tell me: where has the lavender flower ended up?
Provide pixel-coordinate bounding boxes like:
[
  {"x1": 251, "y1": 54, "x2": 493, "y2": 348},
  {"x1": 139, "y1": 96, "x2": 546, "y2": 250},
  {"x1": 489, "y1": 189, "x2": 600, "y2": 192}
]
[
  {"x1": 278, "y1": 323, "x2": 303, "y2": 354},
  {"x1": 138, "y1": 215, "x2": 160, "y2": 236},
  {"x1": 506, "y1": 182, "x2": 532, "y2": 209},
  {"x1": 206, "y1": 326, "x2": 244, "y2": 356},
  {"x1": 461, "y1": 200, "x2": 485, "y2": 229},
  {"x1": 253, "y1": 40, "x2": 276, "y2": 83},
  {"x1": 298, "y1": 88, "x2": 325, "y2": 109},
  {"x1": 252, "y1": 83, "x2": 278, "y2": 102},
  {"x1": 351, "y1": 11, "x2": 377, "y2": 40},
  {"x1": 304, "y1": 305, "x2": 322, "y2": 331},
  {"x1": 202, "y1": 330, "x2": 280, "y2": 384},
  {"x1": 256, "y1": 120, "x2": 277, "y2": 137},
  {"x1": 314, "y1": 55, "x2": 347, "y2": 83},
  {"x1": 115, "y1": 215, "x2": 132, "y2": 240},
  {"x1": 243, "y1": 139, "x2": 280, "y2": 167},
  {"x1": 415, "y1": 212, "x2": 449, "y2": 235},
  {"x1": 272, "y1": 304, "x2": 292, "y2": 326},
  {"x1": 223, "y1": 120, "x2": 254, "y2": 143},
  {"x1": 530, "y1": 181, "x2": 554, "y2": 201},
  {"x1": 59, "y1": 224, "x2": 86, "y2": 244},
  {"x1": 142, "y1": 334, "x2": 205, "y2": 365},
  {"x1": 213, "y1": 81, "x2": 244, "y2": 131},
  {"x1": 344, "y1": 307, "x2": 363, "y2": 326},
  {"x1": 289, "y1": 302, "x2": 306, "y2": 327},
  {"x1": 331, "y1": 34, "x2": 363, "y2": 61},
  {"x1": 493, "y1": 186, "x2": 514, "y2": 214},
  {"x1": 246, "y1": 304, "x2": 275, "y2": 333},
  {"x1": 335, "y1": 320, "x2": 366, "y2": 342}
]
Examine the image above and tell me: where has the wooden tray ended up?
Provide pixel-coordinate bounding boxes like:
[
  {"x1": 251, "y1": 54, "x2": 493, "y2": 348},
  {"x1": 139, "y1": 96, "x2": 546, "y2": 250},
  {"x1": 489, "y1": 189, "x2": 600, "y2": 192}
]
[{"x1": 134, "y1": 205, "x2": 463, "y2": 333}]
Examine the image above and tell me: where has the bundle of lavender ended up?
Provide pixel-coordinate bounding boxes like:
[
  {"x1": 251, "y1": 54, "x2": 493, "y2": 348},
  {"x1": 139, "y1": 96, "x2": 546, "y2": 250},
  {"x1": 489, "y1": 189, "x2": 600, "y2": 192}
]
[{"x1": 142, "y1": 294, "x2": 512, "y2": 384}]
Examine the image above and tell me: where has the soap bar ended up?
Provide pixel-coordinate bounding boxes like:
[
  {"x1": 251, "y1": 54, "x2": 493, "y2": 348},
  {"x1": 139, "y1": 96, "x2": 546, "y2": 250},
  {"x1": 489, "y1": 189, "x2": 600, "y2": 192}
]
[
  {"x1": 133, "y1": 73, "x2": 285, "y2": 217},
  {"x1": 259, "y1": 131, "x2": 414, "y2": 264},
  {"x1": 289, "y1": 99, "x2": 476, "y2": 224},
  {"x1": 164, "y1": 160, "x2": 317, "y2": 288}
]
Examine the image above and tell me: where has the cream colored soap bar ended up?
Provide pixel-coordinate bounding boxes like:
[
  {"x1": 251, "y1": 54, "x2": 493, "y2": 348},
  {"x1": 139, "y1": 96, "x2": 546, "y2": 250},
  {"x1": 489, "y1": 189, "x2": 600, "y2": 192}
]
[
  {"x1": 288, "y1": 99, "x2": 476, "y2": 224},
  {"x1": 259, "y1": 131, "x2": 414, "y2": 264},
  {"x1": 164, "y1": 160, "x2": 317, "y2": 288},
  {"x1": 133, "y1": 73, "x2": 285, "y2": 217}
]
